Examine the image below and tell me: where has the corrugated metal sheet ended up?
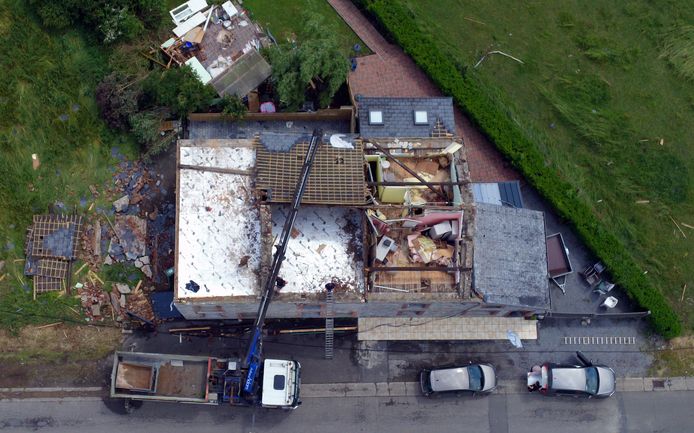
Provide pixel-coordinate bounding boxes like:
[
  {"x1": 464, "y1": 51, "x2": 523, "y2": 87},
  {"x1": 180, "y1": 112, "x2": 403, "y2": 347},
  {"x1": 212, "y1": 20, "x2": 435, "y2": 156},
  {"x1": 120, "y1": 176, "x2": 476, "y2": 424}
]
[
  {"x1": 211, "y1": 50, "x2": 272, "y2": 97},
  {"x1": 499, "y1": 181, "x2": 523, "y2": 208},
  {"x1": 472, "y1": 181, "x2": 523, "y2": 208},
  {"x1": 472, "y1": 183, "x2": 501, "y2": 205}
]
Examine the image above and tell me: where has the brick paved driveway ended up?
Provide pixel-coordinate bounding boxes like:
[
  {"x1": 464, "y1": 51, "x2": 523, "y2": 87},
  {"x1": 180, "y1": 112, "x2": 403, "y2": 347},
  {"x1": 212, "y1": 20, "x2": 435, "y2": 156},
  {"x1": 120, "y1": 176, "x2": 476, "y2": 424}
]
[{"x1": 328, "y1": 0, "x2": 518, "y2": 182}]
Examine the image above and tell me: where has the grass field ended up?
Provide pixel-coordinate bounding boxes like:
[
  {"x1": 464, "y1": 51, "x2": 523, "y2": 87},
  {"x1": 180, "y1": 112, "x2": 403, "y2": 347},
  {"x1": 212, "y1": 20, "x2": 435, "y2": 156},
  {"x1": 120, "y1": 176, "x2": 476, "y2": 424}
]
[
  {"x1": 244, "y1": 0, "x2": 369, "y2": 55},
  {"x1": 0, "y1": 0, "x2": 140, "y2": 327},
  {"x1": 397, "y1": 0, "x2": 694, "y2": 330}
]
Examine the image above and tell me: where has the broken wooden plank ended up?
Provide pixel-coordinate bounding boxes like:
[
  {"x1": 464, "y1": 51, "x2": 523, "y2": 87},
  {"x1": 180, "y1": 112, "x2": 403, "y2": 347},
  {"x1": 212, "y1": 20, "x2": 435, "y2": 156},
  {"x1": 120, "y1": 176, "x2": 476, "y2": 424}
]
[
  {"x1": 669, "y1": 215, "x2": 687, "y2": 238},
  {"x1": 36, "y1": 322, "x2": 62, "y2": 329},
  {"x1": 370, "y1": 141, "x2": 448, "y2": 202},
  {"x1": 73, "y1": 262, "x2": 88, "y2": 276},
  {"x1": 178, "y1": 164, "x2": 253, "y2": 176}
]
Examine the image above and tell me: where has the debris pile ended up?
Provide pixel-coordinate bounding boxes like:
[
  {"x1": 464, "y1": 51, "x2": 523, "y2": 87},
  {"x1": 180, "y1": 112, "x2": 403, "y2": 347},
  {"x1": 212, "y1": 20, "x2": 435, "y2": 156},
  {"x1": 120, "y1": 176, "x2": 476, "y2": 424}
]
[
  {"x1": 100, "y1": 159, "x2": 174, "y2": 283},
  {"x1": 78, "y1": 281, "x2": 110, "y2": 321}
]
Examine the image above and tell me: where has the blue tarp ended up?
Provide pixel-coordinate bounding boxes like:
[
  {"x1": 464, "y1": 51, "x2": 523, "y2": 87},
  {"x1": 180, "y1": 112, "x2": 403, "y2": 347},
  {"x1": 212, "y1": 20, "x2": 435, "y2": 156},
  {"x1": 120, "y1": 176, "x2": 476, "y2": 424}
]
[{"x1": 150, "y1": 291, "x2": 183, "y2": 319}]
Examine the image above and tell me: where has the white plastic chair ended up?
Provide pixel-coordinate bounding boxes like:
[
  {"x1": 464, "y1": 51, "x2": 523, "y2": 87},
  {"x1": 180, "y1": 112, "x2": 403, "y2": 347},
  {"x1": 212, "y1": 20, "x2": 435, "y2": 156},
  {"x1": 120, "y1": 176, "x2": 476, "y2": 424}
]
[{"x1": 601, "y1": 296, "x2": 618, "y2": 309}]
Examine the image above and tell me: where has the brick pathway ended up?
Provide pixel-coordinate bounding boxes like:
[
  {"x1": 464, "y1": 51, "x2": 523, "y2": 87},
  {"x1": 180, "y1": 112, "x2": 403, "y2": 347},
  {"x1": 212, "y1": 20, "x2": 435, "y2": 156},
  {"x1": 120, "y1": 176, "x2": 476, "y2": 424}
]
[{"x1": 328, "y1": 0, "x2": 518, "y2": 182}]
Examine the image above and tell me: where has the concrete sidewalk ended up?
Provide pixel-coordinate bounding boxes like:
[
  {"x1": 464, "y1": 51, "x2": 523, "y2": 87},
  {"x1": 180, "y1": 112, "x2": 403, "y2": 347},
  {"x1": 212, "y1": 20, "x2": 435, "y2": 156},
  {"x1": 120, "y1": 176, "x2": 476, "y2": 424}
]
[
  {"x1": 4, "y1": 377, "x2": 694, "y2": 401},
  {"x1": 301, "y1": 376, "x2": 694, "y2": 398}
]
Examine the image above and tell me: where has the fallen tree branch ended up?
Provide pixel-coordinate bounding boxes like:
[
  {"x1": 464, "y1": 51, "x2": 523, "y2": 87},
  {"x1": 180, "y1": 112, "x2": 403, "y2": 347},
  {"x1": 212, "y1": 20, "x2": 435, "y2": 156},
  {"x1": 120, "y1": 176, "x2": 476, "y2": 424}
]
[{"x1": 475, "y1": 50, "x2": 524, "y2": 68}]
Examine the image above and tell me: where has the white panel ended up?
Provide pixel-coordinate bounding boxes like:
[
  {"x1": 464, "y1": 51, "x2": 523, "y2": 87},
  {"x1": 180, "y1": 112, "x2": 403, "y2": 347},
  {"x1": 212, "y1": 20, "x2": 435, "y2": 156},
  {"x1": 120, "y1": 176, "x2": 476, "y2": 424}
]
[
  {"x1": 173, "y1": 11, "x2": 207, "y2": 37},
  {"x1": 472, "y1": 183, "x2": 502, "y2": 205}
]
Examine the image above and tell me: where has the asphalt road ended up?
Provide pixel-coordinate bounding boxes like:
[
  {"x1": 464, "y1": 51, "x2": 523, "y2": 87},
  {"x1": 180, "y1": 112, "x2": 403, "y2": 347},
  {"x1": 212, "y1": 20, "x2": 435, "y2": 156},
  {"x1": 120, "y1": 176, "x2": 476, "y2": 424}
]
[{"x1": 1, "y1": 392, "x2": 691, "y2": 433}]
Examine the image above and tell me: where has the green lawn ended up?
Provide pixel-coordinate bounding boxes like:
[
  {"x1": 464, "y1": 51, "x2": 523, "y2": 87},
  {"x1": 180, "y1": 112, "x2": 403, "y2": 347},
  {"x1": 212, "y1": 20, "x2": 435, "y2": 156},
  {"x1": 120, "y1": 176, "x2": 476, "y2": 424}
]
[
  {"x1": 244, "y1": 0, "x2": 370, "y2": 55},
  {"x1": 0, "y1": 1, "x2": 139, "y2": 327},
  {"x1": 398, "y1": 1, "x2": 694, "y2": 329}
]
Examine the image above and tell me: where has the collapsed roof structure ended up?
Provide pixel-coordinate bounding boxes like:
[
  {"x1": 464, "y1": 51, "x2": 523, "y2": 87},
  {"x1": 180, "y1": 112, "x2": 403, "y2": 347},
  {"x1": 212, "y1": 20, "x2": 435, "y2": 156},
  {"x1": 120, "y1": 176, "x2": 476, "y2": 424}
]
[
  {"x1": 162, "y1": 0, "x2": 272, "y2": 97},
  {"x1": 173, "y1": 98, "x2": 550, "y2": 320}
]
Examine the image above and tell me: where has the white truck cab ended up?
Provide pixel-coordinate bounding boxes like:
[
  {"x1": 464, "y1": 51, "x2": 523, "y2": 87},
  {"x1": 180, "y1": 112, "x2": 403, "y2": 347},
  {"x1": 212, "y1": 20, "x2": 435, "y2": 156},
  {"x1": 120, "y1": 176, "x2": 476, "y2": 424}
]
[{"x1": 261, "y1": 359, "x2": 301, "y2": 408}]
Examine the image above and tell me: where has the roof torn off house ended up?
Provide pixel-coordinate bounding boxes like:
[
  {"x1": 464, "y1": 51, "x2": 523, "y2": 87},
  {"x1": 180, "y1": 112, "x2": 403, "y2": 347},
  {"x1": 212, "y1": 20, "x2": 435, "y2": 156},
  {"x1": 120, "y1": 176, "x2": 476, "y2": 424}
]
[
  {"x1": 24, "y1": 214, "x2": 82, "y2": 294},
  {"x1": 162, "y1": 0, "x2": 272, "y2": 97},
  {"x1": 173, "y1": 97, "x2": 551, "y2": 321}
]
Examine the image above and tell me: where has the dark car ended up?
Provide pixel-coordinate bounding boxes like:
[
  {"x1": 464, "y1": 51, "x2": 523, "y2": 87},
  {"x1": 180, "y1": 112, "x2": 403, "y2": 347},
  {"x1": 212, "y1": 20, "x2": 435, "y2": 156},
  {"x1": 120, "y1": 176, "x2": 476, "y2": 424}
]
[
  {"x1": 420, "y1": 363, "x2": 496, "y2": 396},
  {"x1": 527, "y1": 352, "x2": 616, "y2": 398}
]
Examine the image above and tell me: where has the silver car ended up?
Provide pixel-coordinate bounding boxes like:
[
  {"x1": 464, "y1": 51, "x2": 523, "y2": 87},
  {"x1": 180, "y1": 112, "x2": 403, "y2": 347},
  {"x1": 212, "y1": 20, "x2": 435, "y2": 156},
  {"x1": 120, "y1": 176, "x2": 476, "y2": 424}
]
[
  {"x1": 528, "y1": 352, "x2": 617, "y2": 398},
  {"x1": 420, "y1": 363, "x2": 496, "y2": 396}
]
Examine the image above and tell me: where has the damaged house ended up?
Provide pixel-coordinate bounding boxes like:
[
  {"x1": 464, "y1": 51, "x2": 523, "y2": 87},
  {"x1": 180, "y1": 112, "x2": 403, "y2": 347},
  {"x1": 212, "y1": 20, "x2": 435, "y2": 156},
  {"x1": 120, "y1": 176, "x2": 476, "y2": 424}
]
[
  {"x1": 162, "y1": 0, "x2": 272, "y2": 97},
  {"x1": 173, "y1": 97, "x2": 550, "y2": 322}
]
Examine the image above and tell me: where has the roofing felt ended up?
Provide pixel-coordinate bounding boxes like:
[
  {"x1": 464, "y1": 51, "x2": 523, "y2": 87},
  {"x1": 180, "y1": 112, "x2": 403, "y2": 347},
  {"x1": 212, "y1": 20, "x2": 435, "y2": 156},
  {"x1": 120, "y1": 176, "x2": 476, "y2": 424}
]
[
  {"x1": 356, "y1": 96, "x2": 456, "y2": 138},
  {"x1": 255, "y1": 139, "x2": 367, "y2": 205},
  {"x1": 176, "y1": 143, "x2": 261, "y2": 299},
  {"x1": 473, "y1": 203, "x2": 549, "y2": 309}
]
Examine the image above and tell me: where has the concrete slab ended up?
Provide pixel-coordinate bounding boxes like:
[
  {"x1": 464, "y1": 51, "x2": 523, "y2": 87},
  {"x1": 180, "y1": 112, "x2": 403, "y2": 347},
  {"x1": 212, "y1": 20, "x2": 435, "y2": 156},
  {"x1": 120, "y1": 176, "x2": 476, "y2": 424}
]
[
  {"x1": 289, "y1": 383, "x2": 338, "y2": 398},
  {"x1": 668, "y1": 377, "x2": 687, "y2": 391},
  {"x1": 404, "y1": 381, "x2": 420, "y2": 396},
  {"x1": 344, "y1": 383, "x2": 376, "y2": 397},
  {"x1": 620, "y1": 377, "x2": 645, "y2": 392},
  {"x1": 686, "y1": 376, "x2": 694, "y2": 391},
  {"x1": 387, "y1": 382, "x2": 407, "y2": 397},
  {"x1": 375, "y1": 382, "x2": 390, "y2": 397}
]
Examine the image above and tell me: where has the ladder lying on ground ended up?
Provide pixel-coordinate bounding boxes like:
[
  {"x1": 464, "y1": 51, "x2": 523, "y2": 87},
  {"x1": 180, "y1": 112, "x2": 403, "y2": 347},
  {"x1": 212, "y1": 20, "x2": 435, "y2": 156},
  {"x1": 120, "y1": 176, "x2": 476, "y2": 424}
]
[
  {"x1": 325, "y1": 289, "x2": 334, "y2": 360},
  {"x1": 562, "y1": 336, "x2": 637, "y2": 345}
]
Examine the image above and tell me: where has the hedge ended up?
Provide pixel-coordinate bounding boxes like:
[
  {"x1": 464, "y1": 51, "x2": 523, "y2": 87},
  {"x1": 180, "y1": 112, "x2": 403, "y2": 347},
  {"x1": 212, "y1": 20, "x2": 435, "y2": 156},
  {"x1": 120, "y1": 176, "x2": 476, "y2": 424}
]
[{"x1": 356, "y1": 0, "x2": 681, "y2": 338}]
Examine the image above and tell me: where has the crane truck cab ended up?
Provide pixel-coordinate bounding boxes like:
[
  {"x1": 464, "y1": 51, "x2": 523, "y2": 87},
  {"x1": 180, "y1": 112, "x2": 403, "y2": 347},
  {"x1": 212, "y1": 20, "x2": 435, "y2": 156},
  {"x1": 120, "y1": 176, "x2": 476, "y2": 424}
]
[{"x1": 261, "y1": 359, "x2": 301, "y2": 409}]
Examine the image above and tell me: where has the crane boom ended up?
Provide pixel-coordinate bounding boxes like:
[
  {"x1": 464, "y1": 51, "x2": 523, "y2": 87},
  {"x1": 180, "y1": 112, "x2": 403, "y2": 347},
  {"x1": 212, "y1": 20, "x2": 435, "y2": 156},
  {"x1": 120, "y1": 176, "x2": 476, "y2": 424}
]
[{"x1": 243, "y1": 129, "x2": 323, "y2": 394}]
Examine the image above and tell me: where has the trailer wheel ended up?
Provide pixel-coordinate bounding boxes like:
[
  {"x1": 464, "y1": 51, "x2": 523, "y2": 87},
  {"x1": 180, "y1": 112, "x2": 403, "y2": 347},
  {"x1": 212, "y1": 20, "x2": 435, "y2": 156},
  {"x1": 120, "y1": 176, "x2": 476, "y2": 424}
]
[{"x1": 123, "y1": 399, "x2": 143, "y2": 414}]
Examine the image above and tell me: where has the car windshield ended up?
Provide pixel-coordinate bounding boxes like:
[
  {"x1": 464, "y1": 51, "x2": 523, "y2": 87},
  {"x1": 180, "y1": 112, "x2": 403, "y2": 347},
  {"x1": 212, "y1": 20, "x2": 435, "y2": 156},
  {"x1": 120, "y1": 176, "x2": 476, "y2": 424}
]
[
  {"x1": 468, "y1": 366, "x2": 483, "y2": 391},
  {"x1": 585, "y1": 367, "x2": 599, "y2": 395}
]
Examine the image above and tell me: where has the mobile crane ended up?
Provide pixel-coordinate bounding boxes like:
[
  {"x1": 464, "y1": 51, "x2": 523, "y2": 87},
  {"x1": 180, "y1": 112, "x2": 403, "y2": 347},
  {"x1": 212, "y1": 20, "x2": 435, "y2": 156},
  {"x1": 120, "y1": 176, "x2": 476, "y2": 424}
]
[{"x1": 110, "y1": 129, "x2": 323, "y2": 411}]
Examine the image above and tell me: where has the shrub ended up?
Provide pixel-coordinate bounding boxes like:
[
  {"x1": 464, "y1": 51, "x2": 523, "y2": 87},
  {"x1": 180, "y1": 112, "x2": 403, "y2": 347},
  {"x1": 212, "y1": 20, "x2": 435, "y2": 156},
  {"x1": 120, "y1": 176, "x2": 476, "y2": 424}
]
[
  {"x1": 218, "y1": 95, "x2": 247, "y2": 120},
  {"x1": 95, "y1": 72, "x2": 140, "y2": 130},
  {"x1": 129, "y1": 111, "x2": 161, "y2": 146},
  {"x1": 359, "y1": 0, "x2": 681, "y2": 338},
  {"x1": 143, "y1": 66, "x2": 217, "y2": 117},
  {"x1": 28, "y1": 0, "x2": 162, "y2": 44}
]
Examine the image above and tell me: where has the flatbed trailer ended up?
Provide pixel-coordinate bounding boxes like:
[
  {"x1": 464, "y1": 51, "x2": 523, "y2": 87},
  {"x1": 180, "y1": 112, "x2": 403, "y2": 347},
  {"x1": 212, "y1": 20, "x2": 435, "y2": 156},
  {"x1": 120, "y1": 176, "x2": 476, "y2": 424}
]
[{"x1": 111, "y1": 351, "x2": 300, "y2": 408}]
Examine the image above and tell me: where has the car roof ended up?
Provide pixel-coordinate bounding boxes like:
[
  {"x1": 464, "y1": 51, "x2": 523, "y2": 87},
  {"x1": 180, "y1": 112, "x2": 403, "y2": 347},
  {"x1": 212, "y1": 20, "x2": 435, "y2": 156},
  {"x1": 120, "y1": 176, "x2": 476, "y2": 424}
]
[
  {"x1": 430, "y1": 367, "x2": 471, "y2": 392},
  {"x1": 550, "y1": 367, "x2": 587, "y2": 392}
]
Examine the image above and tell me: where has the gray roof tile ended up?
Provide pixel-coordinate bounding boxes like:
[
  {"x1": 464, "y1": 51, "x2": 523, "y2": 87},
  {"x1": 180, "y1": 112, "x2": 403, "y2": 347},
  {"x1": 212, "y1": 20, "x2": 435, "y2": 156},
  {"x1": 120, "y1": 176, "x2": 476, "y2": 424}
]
[{"x1": 356, "y1": 96, "x2": 456, "y2": 138}]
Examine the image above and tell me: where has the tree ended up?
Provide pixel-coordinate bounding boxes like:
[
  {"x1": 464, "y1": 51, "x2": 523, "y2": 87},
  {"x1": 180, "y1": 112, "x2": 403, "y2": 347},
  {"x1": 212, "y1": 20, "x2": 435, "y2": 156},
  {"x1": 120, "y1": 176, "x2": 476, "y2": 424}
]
[
  {"x1": 95, "y1": 72, "x2": 140, "y2": 130},
  {"x1": 267, "y1": 12, "x2": 349, "y2": 110},
  {"x1": 143, "y1": 66, "x2": 217, "y2": 117},
  {"x1": 219, "y1": 95, "x2": 247, "y2": 120},
  {"x1": 129, "y1": 111, "x2": 161, "y2": 146},
  {"x1": 28, "y1": 0, "x2": 163, "y2": 44}
]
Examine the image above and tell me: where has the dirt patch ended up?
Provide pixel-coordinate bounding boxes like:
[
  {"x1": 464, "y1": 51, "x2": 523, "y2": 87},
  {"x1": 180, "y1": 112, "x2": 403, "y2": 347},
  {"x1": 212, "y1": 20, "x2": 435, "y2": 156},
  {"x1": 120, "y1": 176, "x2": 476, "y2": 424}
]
[
  {"x1": 650, "y1": 335, "x2": 694, "y2": 377},
  {"x1": 0, "y1": 324, "x2": 122, "y2": 387}
]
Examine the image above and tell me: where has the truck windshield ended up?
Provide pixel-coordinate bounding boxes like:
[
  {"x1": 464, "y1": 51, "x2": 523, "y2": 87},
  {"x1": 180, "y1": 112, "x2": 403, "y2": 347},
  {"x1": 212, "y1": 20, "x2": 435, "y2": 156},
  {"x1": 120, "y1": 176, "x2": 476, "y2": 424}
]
[
  {"x1": 468, "y1": 366, "x2": 483, "y2": 391},
  {"x1": 585, "y1": 367, "x2": 599, "y2": 395},
  {"x1": 291, "y1": 362, "x2": 301, "y2": 407}
]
